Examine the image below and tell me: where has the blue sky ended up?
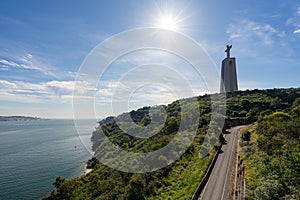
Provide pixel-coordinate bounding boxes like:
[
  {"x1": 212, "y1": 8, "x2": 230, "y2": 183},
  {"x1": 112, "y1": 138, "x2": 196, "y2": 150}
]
[{"x1": 0, "y1": 0, "x2": 299, "y2": 118}]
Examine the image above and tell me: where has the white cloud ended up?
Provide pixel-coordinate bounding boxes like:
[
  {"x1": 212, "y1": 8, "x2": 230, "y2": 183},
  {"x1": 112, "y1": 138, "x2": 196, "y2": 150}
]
[
  {"x1": 91, "y1": 62, "x2": 207, "y2": 116},
  {"x1": 286, "y1": 6, "x2": 300, "y2": 34},
  {"x1": 0, "y1": 65, "x2": 11, "y2": 71},
  {"x1": 0, "y1": 80, "x2": 17, "y2": 88},
  {"x1": 0, "y1": 32, "x2": 220, "y2": 118},
  {"x1": 0, "y1": 58, "x2": 39, "y2": 70},
  {"x1": 46, "y1": 80, "x2": 75, "y2": 93},
  {"x1": 0, "y1": 79, "x2": 96, "y2": 103},
  {"x1": 294, "y1": 29, "x2": 300, "y2": 34},
  {"x1": 229, "y1": 34, "x2": 241, "y2": 40},
  {"x1": 227, "y1": 18, "x2": 285, "y2": 45},
  {"x1": 0, "y1": 53, "x2": 68, "y2": 78}
]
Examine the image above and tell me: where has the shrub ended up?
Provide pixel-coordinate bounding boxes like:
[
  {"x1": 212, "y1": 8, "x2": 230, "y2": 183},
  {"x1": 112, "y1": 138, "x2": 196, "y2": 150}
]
[{"x1": 241, "y1": 130, "x2": 251, "y2": 141}]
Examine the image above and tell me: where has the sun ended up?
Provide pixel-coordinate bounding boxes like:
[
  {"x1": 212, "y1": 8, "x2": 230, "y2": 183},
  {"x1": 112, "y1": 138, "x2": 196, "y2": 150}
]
[{"x1": 156, "y1": 13, "x2": 179, "y2": 31}]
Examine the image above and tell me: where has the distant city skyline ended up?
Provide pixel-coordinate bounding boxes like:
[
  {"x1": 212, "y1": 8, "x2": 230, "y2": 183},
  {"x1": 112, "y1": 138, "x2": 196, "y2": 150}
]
[{"x1": 0, "y1": 0, "x2": 299, "y2": 118}]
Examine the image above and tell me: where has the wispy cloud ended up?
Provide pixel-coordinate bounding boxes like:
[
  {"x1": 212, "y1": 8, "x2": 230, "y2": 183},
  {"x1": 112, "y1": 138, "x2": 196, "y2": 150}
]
[
  {"x1": 0, "y1": 77, "x2": 188, "y2": 117},
  {"x1": 0, "y1": 79, "x2": 95, "y2": 103},
  {"x1": 0, "y1": 54, "x2": 58, "y2": 76},
  {"x1": 0, "y1": 53, "x2": 78, "y2": 80},
  {"x1": 0, "y1": 54, "x2": 208, "y2": 116},
  {"x1": 294, "y1": 29, "x2": 300, "y2": 34},
  {"x1": 227, "y1": 18, "x2": 285, "y2": 45},
  {"x1": 286, "y1": 6, "x2": 300, "y2": 34},
  {"x1": 0, "y1": 56, "x2": 38, "y2": 70}
]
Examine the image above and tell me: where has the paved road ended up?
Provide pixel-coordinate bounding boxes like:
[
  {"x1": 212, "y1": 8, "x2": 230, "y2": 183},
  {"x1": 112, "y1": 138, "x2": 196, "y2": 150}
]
[{"x1": 198, "y1": 126, "x2": 243, "y2": 200}]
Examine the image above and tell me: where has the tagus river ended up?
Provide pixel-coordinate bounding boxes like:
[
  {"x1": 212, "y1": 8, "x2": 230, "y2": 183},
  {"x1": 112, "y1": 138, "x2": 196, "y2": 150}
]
[{"x1": 0, "y1": 119, "x2": 96, "y2": 200}]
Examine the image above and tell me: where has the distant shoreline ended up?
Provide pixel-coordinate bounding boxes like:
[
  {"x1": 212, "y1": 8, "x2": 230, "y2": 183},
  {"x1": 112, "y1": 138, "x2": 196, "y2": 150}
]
[{"x1": 0, "y1": 116, "x2": 45, "y2": 122}]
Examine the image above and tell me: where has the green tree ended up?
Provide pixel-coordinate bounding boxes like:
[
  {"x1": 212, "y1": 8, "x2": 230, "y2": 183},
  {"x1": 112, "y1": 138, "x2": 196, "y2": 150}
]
[
  {"x1": 254, "y1": 177, "x2": 282, "y2": 200},
  {"x1": 165, "y1": 116, "x2": 179, "y2": 134},
  {"x1": 126, "y1": 174, "x2": 146, "y2": 200},
  {"x1": 53, "y1": 176, "x2": 66, "y2": 188}
]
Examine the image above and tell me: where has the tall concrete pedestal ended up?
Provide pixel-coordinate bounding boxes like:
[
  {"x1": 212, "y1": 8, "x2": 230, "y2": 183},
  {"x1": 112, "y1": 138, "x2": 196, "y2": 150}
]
[{"x1": 220, "y1": 45, "x2": 238, "y2": 93}]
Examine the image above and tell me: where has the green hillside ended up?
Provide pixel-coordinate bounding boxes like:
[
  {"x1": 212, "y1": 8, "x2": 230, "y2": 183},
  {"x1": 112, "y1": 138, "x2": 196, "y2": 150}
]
[
  {"x1": 239, "y1": 104, "x2": 300, "y2": 198},
  {"x1": 43, "y1": 88, "x2": 300, "y2": 200}
]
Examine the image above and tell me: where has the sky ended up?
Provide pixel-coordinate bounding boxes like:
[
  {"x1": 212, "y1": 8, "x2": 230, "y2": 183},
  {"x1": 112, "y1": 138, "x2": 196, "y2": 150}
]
[{"x1": 0, "y1": 0, "x2": 299, "y2": 119}]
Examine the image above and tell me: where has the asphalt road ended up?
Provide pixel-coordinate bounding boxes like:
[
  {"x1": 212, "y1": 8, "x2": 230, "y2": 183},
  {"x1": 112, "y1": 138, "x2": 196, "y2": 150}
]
[{"x1": 198, "y1": 126, "x2": 243, "y2": 200}]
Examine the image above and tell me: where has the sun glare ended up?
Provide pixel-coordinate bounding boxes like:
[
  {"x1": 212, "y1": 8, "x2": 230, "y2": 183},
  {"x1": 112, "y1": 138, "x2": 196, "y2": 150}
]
[
  {"x1": 150, "y1": 2, "x2": 193, "y2": 32},
  {"x1": 156, "y1": 14, "x2": 179, "y2": 31}
]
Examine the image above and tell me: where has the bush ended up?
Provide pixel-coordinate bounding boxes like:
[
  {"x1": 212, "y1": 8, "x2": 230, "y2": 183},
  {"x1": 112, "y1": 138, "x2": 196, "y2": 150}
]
[
  {"x1": 293, "y1": 97, "x2": 300, "y2": 107},
  {"x1": 242, "y1": 145, "x2": 254, "y2": 157},
  {"x1": 254, "y1": 177, "x2": 283, "y2": 200},
  {"x1": 239, "y1": 110, "x2": 248, "y2": 117},
  {"x1": 241, "y1": 130, "x2": 251, "y2": 141}
]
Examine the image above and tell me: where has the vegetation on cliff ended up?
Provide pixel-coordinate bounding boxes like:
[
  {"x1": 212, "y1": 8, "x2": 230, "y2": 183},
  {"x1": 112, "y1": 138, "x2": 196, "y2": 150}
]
[{"x1": 44, "y1": 88, "x2": 300, "y2": 200}]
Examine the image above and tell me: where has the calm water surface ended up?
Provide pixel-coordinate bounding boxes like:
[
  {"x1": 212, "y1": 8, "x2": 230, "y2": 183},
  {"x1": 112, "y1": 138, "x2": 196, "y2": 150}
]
[{"x1": 0, "y1": 119, "x2": 97, "y2": 200}]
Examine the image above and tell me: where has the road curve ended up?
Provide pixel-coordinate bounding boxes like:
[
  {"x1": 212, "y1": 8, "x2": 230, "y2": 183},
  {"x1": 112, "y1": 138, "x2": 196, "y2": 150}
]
[{"x1": 198, "y1": 126, "x2": 243, "y2": 200}]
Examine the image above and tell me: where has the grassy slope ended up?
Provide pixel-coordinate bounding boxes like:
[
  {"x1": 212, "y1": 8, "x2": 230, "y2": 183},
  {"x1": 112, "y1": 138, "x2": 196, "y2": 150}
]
[{"x1": 44, "y1": 88, "x2": 300, "y2": 200}]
